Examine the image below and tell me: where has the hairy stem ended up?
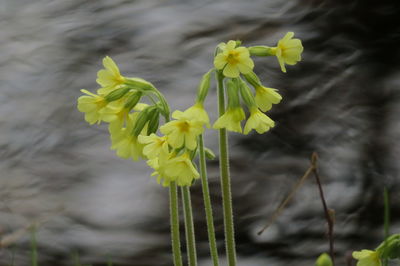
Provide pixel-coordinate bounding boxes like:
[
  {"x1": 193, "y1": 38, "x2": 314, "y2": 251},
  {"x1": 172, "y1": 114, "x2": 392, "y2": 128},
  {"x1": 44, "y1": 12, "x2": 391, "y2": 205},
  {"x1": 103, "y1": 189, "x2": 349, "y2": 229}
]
[
  {"x1": 181, "y1": 186, "x2": 197, "y2": 266},
  {"x1": 216, "y1": 71, "x2": 236, "y2": 266},
  {"x1": 198, "y1": 134, "x2": 220, "y2": 266},
  {"x1": 170, "y1": 182, "x2": 183, "y2": 266}
]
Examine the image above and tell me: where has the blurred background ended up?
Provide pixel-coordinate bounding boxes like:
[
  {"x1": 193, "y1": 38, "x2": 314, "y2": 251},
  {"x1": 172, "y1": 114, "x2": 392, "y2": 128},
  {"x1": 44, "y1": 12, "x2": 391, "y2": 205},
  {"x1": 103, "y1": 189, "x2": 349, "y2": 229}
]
[{"x1": 1, "y1": 0, "x2": 399, "y2": 265}]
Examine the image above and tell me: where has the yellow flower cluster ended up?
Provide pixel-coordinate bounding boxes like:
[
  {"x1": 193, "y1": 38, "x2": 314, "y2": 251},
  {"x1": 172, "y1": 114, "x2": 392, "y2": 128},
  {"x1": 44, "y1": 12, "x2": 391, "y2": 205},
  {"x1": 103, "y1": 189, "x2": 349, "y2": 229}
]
[
  {"x1": 211, "y1": 33, "x2": 303, "y2": 135},
  {"x1": 77, "y1": 56, "x2": 211, "y2": 187},
  {"x1": 77, "y1": 57, "x2": 155, "y2": 162},
  {"x1": 78, "y1": 32, "x2": 304, "y2": 186},
  {"x1": 141, "y1": 106, "x2": 210, "y2": 186}
]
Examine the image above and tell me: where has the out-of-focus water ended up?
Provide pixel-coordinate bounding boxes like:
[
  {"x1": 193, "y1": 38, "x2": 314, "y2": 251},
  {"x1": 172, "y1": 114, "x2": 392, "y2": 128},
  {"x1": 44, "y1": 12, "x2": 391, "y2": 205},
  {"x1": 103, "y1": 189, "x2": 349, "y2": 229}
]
[{"x1": 1, "y1": 0, "x2": 399, "y2": 265}]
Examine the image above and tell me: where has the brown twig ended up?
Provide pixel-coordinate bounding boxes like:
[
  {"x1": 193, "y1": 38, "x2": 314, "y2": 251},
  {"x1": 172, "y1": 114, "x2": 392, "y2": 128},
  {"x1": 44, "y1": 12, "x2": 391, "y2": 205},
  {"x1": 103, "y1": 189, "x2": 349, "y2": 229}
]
[
  {"x1": 311, "y1": 152, "x2": 335, "y2": 265},
  {"x1": 257, "y1": 152, "x2": 336, "y2": 265},
  {"x1": 257, "y1": 158, "x2": 314, "y2": 235}
]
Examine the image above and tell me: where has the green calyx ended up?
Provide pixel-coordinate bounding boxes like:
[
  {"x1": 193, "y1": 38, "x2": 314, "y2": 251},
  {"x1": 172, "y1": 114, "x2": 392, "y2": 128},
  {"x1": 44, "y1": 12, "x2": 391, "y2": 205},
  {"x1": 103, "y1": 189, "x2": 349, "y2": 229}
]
[
  {"x1": 248, "y1": 46, "x2": 275, "y2": 57},
  {"x1": 124, "y1": 91, "x2": 143, "y2": 110},
  {"x1": 196, "y1": 69, "x2": 213, "y2": 104},
  {"x1": 243, "y1": 71, "x2": 262, "y2": 89},
  {"x1": 146, "y1": 108, "x2": 160, "y2": 135},
  {"x1": 225, "y1": 79, "x2": 241, "y2": 109},
  {"x1": 237, "y1": 78, "x2": 256, "y2": 109},
  {"x1": 125, "y1": 77, "x2": 154, "y2": 91},
  {"x1": 104, "y1": 86, "x2": 131, "y2": 102},
  {"x1": 132, "y1": 106, "x2": 156, "y2": 136}
]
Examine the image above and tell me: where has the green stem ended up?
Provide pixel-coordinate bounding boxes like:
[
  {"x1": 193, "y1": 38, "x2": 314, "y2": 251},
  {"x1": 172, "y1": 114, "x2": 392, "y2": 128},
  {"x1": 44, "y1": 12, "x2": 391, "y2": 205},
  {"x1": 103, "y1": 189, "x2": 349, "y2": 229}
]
[
  {"x1": 170, "y1": 182, "x2": 183, "y2": 266},
  {"x1": 181, "y1": 186, "x2": 197, "y2": 266},
  {"x1": 216, "y1": 71, "x2": 237, "y2": 266},
  {"x1": 198, "y1": 134, "x2": 220, "y2": 266}
]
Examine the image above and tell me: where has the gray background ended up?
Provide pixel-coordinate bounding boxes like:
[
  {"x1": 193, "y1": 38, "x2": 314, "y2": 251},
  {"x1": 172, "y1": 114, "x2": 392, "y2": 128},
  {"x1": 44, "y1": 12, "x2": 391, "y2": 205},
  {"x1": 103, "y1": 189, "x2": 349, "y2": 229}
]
[{"x1": 0, "y1": 0, "x2": 399, "y2": 265}]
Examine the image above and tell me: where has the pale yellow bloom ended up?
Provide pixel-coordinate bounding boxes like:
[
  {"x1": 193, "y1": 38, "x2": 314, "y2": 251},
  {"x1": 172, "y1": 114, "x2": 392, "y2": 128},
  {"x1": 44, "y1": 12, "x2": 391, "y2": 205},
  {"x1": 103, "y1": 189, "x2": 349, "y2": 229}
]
[
  {"x1": 183, "y1": 103, "x2": 210, "y2": 127},
  {"x1": 77, "y1": 89, "x2": 107, "y2": 125},
  {"x1": 255, "y1": 86, "x2": 282, "y2": 112},
  {"x1": 352, "y1": 250, "x2": 381, "y2": 266},
  {"x1": 110, "y1": 113, "x2": 145, "y2": 161},
  {"x1": 138, "y1": 133, "x2": 169, "y2": 159},
  {"x1": 160, "y1": 110, "x2": 204, "y2": 150},
  {"x1": 244, "y1": 107, "x2": 275, "y2": 134},
  {"x1": 164, "y1": 152, "x2": 200, "y2": 186},
  {"x1": 100, "y1": 103, "x2": 129, "y2": 124},
  {"x1": 274, "y1": 32, "x2": 303, "y2": 73},
  {"x1": 96, "y1": 56, "x2": 126, "y2": 92},
  {"x1": 103, "y1": 102, "x2": 149, "y2": 135},
  {"x1": 214, "y1": 40, "x2": 254, "y2": 78},
  {"x1": 213, "y1": 107, "x2": 245, "y2": 133},
  {"x1": 147, "y1": 148, "x2": 174, "y2": 186}
]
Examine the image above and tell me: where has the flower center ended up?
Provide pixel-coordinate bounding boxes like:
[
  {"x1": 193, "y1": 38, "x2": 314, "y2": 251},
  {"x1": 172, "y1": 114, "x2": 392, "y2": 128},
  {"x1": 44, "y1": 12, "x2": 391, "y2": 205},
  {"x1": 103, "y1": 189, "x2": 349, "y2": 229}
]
[
  {"x1": 177, "y1": 121, "x2": 190, "y2": 132},
  {"x1": 117, "y1": 108, "x2": 128, "y2": 120},
  {"x1": 226, "y1": 51, "x2": 240, "y2": 65},
  {"x1": 96, "y1": 98, "x2": 107, "y2": 109}
]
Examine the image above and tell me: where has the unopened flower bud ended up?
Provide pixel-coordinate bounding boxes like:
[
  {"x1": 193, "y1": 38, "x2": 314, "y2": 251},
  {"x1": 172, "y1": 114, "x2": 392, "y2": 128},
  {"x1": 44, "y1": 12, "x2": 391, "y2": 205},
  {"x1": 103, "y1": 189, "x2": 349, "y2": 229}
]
[
  {"x1": 238, "y1": 79, "x2": 256, "y2": 108},
  {"x1": 226, "y1": 79, "x2": 240, "y2": 108},
  {"x1": 315, "y1": 253, "x2": 333, "y2": 266},
  {"x1": 196, "y1": 69, "x2": 213, "y2": 104},
  {"x1": 133, "y1": 106, "x2": 155, "y2": 136},
  {"x1": 147, "y1": 108, "x2": 160, "y2": 135},
  {"x1": 204, "y1": 147, "x2": 216, "y2": 160},
  {"x1": 243, "y1": 71, "x2": 262, "y2": 88},
  {"x1": 125, "y1": 77, "x2": 153, "y2": 91},
  {"x1": 248, "y1": 46, "x2": 275, "y2": 57},
  {"x1": 104, "y1": 86, "x2": 130, "y2": 102},
  {"x1": 124, "y1": 91, "x2": 143, "y2": 110}
]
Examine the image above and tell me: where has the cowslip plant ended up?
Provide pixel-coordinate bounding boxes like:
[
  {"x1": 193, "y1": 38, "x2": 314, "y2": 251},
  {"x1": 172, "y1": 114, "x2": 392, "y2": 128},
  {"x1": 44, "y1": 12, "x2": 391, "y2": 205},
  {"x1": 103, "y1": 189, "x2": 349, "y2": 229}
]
[{"x1": 77, "y1": 32, "x2": 303, "y2": 266}]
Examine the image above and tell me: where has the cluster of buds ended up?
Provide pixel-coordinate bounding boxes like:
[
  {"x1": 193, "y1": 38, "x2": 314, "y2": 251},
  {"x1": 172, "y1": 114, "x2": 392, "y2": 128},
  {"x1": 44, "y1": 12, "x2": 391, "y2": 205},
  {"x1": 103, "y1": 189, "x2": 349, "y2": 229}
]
[{"x1": 212, "y1": 32, "x2": 303, "y2": 134}]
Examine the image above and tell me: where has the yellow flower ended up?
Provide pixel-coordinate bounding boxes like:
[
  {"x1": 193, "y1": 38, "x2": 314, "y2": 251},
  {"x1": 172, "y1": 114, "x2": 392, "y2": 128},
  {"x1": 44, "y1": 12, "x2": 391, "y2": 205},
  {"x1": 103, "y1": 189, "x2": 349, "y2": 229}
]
[
  {"x1": 273, "y1": 32, "x2": 303, "y2": 73},
  {"x1": 255, "y1": 86, "x2": 282, "y2": 112},
  {"x1": 243, "y1": 107, "x2": 275, "y2": 134},
  {"x1": 77, "y1": 89, "x2": 108, "y2": 125},
  {"x1": 183, "y1": 103, "x2": 210, "y2": 127},
  {"x1": 164, "y1": 152, "x2": 200, "y2": 186},
  {"x1": 214, "y1": 40, "x2": 254, "y2": 78},
  {"x1": 352, "y1": 250, "x2": 382, "y2": 266},
  {"x1": 96, "y1": 56, "x2": 126, "y2": 92},
  {"x1": 138, "y1": 133, "x2": 169, "y2": 159},
  {"x1": 213, "y1": 107, "x2": 245, "y2": 133},
  {"x1": 100, "y1": 103, "x2": 129, "y2": 125},
  {"x1": 159, "y1": 110, "x2": 204, "y2": 150},
  {"x1": 110, "y1": 113, "x2": 145, "y2": 161},
  {"x1": 147, "y1": 149, "x2": 174, "y2": 186}
]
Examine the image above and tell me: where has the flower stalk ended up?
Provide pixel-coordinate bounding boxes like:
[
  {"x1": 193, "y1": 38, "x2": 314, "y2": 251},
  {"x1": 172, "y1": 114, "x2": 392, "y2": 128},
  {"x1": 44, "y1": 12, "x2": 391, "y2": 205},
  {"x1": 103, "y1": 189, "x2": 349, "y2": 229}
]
[
  {"x1": 181, "y1": 186, "x2": 197, "y2": 266},
  {"x1": 216, "y1": 71, "x2": 237, "y2": 266},
  {"x1": 170, "y1": 182, "x2": 183, "y2": 266},
  {"x1": 198, "y1": 134, "x2": 220, "y2": 266}
]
